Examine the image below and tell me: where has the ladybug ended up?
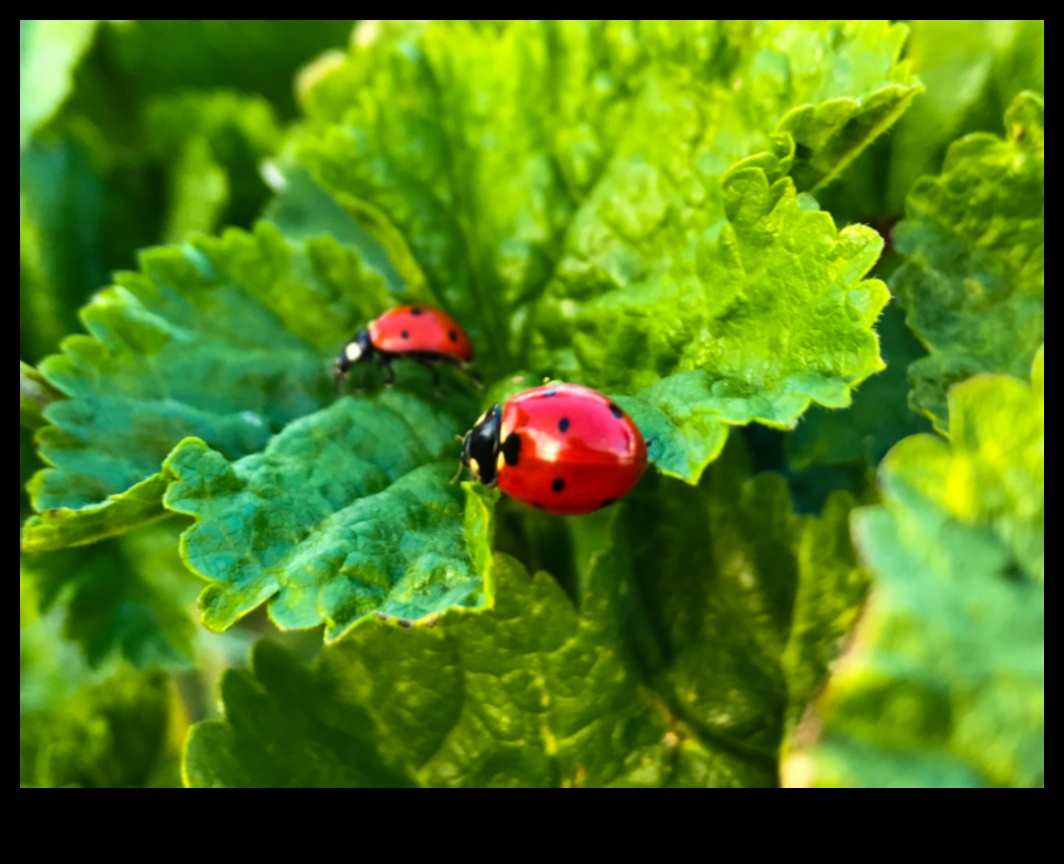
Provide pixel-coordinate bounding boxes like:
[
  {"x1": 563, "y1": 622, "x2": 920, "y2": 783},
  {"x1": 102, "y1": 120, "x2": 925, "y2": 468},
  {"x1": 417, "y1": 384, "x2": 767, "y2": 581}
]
[
  {"x1": 335, "y1": 305, "x2": 475, "y2": 388},
  {"x1": 460, "y1": 383, "x2": 648, "y2": 516}
]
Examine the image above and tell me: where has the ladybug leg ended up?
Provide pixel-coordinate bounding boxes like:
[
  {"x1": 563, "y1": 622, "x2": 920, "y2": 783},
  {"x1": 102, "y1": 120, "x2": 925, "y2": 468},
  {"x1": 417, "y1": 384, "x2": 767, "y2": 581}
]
[
  {"x1": 414, "y1": 358, "x2": 443, "y2": 399},
  {"x1": 379, "y1": 357, "x2": 396, "y2": 388},
  {"x1": 459, "y1": 363, "x2": 484, "y2": 392}
]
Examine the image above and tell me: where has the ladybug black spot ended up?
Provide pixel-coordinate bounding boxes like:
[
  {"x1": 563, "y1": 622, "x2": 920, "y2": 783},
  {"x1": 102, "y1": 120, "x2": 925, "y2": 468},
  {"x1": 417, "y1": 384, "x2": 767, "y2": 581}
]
[
  {"x1": 558, "y1": 417, "x2": 571, "y2": 433},
  {"x1": 608, "y1": 403, "x2": 624, "y2": 419},
  {"x1": 502, "y1": 433, "x2": 522, "y2": 467},
  {"x1": 411, "y1": 307, "x2": 424, "y2": 316},
  {"x1": 401, "y1": 331, "x2": 410, "y2": 340},
  {"x1": 552, "y1": 478, "x2": 566, "y2": 494},
  {"x1": 449, "y1": 330, "x2": 459, "y2": 343},
  {"x1": 600, "y1": 498, "x2": 618, "y2": 510}
]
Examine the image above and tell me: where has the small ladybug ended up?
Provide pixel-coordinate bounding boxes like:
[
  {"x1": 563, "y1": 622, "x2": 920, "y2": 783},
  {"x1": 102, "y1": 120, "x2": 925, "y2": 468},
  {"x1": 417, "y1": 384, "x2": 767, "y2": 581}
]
[
  {"x1": 460, "y1": 384, "x2": 648, "y2": 516},
  {"x1": 335, "y1": 305, "x2": 475, "y2": 388}
]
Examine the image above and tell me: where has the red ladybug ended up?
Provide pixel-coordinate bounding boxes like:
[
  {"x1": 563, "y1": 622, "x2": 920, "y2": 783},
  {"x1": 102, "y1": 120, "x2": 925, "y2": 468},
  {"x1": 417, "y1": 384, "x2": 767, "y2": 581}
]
[
  {"x1": 335, "y1": 305, "x2": 475, "y2": 388},
  {"x1": 460, "y1": 384, "x2": 648, "y2": 516}
]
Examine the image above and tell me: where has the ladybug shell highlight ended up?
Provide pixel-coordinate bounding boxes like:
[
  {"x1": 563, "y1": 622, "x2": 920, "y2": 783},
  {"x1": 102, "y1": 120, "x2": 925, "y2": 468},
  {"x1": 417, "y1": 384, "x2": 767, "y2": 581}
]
[
  {"x1": 369, "y1": 305, "x2": 473, "y2": 362},
  {"x1": 497, "y1": 384, "x2": 648, "y2": 516}
]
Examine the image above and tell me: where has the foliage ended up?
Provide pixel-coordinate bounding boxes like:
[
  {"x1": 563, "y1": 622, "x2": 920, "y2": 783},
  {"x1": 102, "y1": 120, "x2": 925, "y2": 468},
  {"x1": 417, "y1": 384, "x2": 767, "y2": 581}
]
[
  {"x1": 893, "y1": 93, "x2": 1044, "y2": 430},
  {"x1": 20, "y1": 20, "x2": 1044, "y2": 789},
  {"x1": 186, "y1": 441, "x2": 866, "y2": 788},
  {"x1": 19, "y1": 19, "x2": 355, "y2": 364},
  {"x1": 786, "y1": 356, "x2": 1043, "y2": 788},
  {"x1": 20, "y1": 574, "x2": 181, "y2": 788}
]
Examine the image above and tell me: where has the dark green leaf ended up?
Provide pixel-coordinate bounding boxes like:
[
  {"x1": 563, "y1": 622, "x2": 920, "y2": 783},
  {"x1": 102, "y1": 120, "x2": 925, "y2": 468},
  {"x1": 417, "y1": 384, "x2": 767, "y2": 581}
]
[
  {"x1": 22, "y1": 524, "x2": 200, "y2": 671},
  {"x1": 164, "y1": 391, "x2": 493, "y2": 639},
  {"x1": 20, "y1": 575, "x2": 179, "y2": 788},
  {"x1": 185, "y1": 440, "x2": 867, "y2": 787},
  {"x1": 892, "y1": 94, "x2": 1044, "y2": 429},
  {"x1": 145, "y1": 91, "x2": 282, "y2": 243},
  {"x1": 20, "y1": 134, "x2": 159, "y2": 364},
  {"x1": 788, "y1": 358, "x2": 1043, "y2": 788},
  {"x1": 94, "y1": 20, "x2": 354, "y2": 119},
  {"x1": 23, "y1": 225, "x2": 393, "y2": 552}
]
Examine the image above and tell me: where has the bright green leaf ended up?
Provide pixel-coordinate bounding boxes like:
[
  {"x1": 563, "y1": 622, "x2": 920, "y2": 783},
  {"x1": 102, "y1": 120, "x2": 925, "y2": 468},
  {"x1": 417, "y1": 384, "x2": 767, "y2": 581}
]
[
  {"x1": 164, "y1": 391, "x2": 491, "y2": 639},
  {"x1": 20, "y1": 361, "x2": 61, "y2": 431},
  {"x1": 23, "y1": 225, "x2": 394, "y2": 552},
  {"x1": 296, "y1": 20, "x2": 916, "y2": 482},
  {"x1": 185, "y1": 440, "x2": 867, "y2": 787},
  {"x1": 787, "y1": 303, "x2": 931, "y2": 469},
  {"x1": 892, "y1": 93, "x2": 1044, "y2": 430},
  {"x1": 588, "y1": 157, "x2": 890, "y2": 481},
  {"x1": 22, "y1": 524, "x2": 200, "y2": 671},
  {"x1": 788, "y1": 363, "x2": 1044, "y2": 788},
  {"x1": 19, "y1": 19, "x2": 100, "y2": 150}
]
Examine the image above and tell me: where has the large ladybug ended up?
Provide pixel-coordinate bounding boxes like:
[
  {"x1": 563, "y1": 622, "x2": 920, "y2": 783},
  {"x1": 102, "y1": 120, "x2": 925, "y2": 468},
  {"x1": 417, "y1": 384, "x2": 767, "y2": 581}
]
[
  {"x1": 335, "y1": 305, "x2": 475, "y2": 388},
  {"x1": 460, "y1": 384, "x2": 648, "y2": 516}
]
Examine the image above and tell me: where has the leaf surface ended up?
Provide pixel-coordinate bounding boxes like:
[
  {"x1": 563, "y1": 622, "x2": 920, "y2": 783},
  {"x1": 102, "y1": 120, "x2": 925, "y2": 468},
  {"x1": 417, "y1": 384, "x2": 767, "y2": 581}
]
[
  {"x1": 296, "y1": 20, "x2": 918, "y2": 482},
  {"x1": 788, "y1": 357, "x2": 1044, "y2": 788},
  {"x1": 20, "y1": 575, "x2": 179, "y2": 788},
  {"x1": 22, "y1": 525, "x2": 200, "y2": 671},
  {"x1": 20, "y1": 362, "x2": 61, "y2": 431},
  {"x1": 19, "y1": 19, "x2": 100, "y2": 150},
  {"x1": 185, "y1": 441, "x2": 867, "y2": 787},
  {"x1": 23, "y1": 225, "x2": 392, "y2": 552},
  {"x1": 164, "y1": 392, "x2": 493, "y2": 639},
  {"x1": 787, "y1": 302, "x2": 931, "y2": 469},
  {"x1": 892, "y1": 93, "x2": 1044, "y2": 429}
]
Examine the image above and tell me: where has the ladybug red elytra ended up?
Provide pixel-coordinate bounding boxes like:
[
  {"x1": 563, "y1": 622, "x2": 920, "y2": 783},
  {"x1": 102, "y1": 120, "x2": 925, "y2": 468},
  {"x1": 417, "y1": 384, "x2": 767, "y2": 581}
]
[
  {"x1": 335, "y1": 305, "x2": 475, "y2": 388},
  {"x1": 460, "y1": 384, "x2": 648, "y2": 516}
]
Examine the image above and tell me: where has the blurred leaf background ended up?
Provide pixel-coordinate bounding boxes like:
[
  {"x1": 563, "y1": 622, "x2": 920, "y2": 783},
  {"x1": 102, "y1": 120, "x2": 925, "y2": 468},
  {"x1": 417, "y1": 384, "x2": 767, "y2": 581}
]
[{"x1": 20, "y1": 20, "x2": 1042, "y2": 788}]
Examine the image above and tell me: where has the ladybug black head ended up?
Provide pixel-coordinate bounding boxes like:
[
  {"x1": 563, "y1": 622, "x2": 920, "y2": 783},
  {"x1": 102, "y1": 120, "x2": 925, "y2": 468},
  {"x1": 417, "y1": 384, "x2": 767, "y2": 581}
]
[
  {"x1": 461, "y1": 404, "x2": 502, "y2": 486},
  {"x1": 334, "y1": 331, "x2": 373, "y2": 381}
]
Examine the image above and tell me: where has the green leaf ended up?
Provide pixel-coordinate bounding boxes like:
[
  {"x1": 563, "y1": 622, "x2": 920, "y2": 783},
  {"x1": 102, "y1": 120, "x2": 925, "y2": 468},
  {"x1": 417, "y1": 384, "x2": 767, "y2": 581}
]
[
  {"x1": 96, "y1": 20, "x2": 355, "y2": 119},
  {"x1": 19, "y1": 19, "x2": 100, "y2": 150},
  {"x1": 593, "y1": 158, "x2": 890, "y2": 481},
  {"x1": 145, "y1": 91, "x2": 282, "y2": 243},
  {"x1": 20, "y1": 134, "x2": 160, "y2": 364},
  {"x1": 787, "y1": 360, "x2": 1043, "y2": 788},
  {"x1": 21, "y1": 666, "x2": 177, "y2": 789},
  {"x1": 296, "y1": 20, "x2": 917, "y2": 482},
  {"x1": 20, "y1": 577, "x2": 180, "y2": 788},
  {"x1": 20, "y1": 361, "x2": 61, "y2": 431},
  {"x1": 23, "y1": 225, "x2": 393, "y2": 552},
  {"x1": 22, "y1": 524, "x2": 200, "y2": 671},
  {"x1": 787, "y1": 302, "x2": 931, "y2": 469},
  {"x1": 892, "y1": 94, "x2": 1044, "y2": 430},
  {"x1": 185, "y1": 441, "x2": 867, "y2": 788},
  {"x1": 885, "y1": 20, "x2": 1044, "y2": 215},
  {"x1": 164, "y1": 391, "x2": 492, "y2": 639},
  {"x1": 21, "y1": 20, "x2": 356, "y2": 363}
]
